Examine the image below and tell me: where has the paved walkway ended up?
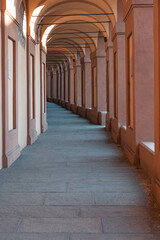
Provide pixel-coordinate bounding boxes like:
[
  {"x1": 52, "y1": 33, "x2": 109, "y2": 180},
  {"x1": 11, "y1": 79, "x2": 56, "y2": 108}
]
[{"x1": 0, "y1": 103, "x2": 160, "y2": 239}]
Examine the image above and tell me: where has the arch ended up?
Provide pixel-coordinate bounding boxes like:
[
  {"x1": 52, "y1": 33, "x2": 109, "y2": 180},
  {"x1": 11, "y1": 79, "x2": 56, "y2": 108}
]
[{"x1": 28, "y1": 0, "x2": 117, "y2": 25}]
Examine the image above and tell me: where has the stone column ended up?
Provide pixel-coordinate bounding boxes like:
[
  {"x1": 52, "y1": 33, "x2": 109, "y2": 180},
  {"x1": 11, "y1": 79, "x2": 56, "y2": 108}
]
[
  {"x1": 111, "y1": 21, "x2": 126, "y2": 143},
  {"x1": 84, "y1": 50, "x2": 92, "y2": 109},
  {"x1": 47, "y1": 70, "x2": 51, "y2": 101},
  {"x1": 76, "y1": 54, "x2": 82, "y2": 108},
  {"x1": 52, "y1": 67, "x2": 57, "y2": 102},
  {"x1": 96, "y1": 53, "x2": 107, "y2": 113},
  {"x1": 122, "y1": 0, "x2": 154, "y2": 165},
  {"x1": 64, "y1": 63, "x2": 69, "y2": 103},
  {"x1": 96, "y1": 33, "x2": 107, "y2": 125},
  {"x1": 106, "y1": 39, "x2": 114, "y2": 131},
  {"x1": 89, "y1": 33, "x2": 107, "y2": 125},
  {"x1": 152, "y1": 0, "x2": 160, "y2": 206},
  {"x1": 69, "y1": 59, "x2": 74, "y2": 106},
  {"x1": 60, "y1": 64, "x2": 65, "y2": 102},
  {"x1": 57, "y1": 67, "x2": 61, "y2": 101}
]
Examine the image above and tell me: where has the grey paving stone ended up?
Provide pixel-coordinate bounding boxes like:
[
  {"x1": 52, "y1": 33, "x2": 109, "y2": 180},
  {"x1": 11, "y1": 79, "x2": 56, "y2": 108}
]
[
  {"x1": 0, "y1": 206, "x2": 79, "y2": 218},
  {"x1": 0, "y1": 103, "x2": 160, "y2": 238},
  {"x1": 68, "y1": 182, "x2": 143, "y2": 192},
  {"x1": 0, "y1": 217, "x2": 20, "y2": 232},
  {"x1": 45, "y1": 192, "x2": 94, "y2": 205},
  {"x1": 94, "y1": 192, "x2": 147, "y2": 206},
  {"x1": 0, "y1": 193, "x2": 45, "y2": 205},
  {"x1": 80, "y1": 206, "x2": 155, "y2": 218},
  {"x1": 18, "y1": 218, "x2": 102, "y2": 233},
  {"x1": 0, "y1": 233, "x2": 69, "y2": 240},
  {"x1": 0, "y1": 182, "x2": 67, "y2": 192},
  {"x1": 70, "y1": 233, "x2": 155, "y2": 240},
  {"x1": 102, "y1": 217, "x2": 152, "y2": 233}
]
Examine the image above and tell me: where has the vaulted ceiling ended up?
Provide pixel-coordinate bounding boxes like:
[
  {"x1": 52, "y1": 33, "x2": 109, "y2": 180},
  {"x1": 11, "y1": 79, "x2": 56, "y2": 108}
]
[{"x1": 13, "y1": 0, "x2": 125, "y2": 67}]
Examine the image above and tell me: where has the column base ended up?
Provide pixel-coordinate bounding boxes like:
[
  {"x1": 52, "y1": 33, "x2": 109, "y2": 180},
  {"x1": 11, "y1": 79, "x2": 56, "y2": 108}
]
[
  {"x1": 42, "y1": 122, "x2": 48, "y2": 133},
  {"x1": 153, "y1": 177, "x2": 160, "y2": 207},
  {"x1": 98, "y1": 111, "x2": 107, "y2": 125},
  {"x1": 58, "y1": 99, "x2": 61, "y2": 105},
  {"x1": 66, "y1": 102, "x2": 71, "y2": 110},
  {"x1": 53, "y1": 98, "x2": 58, "y2": 104},
  {"x1": 47, "y1": 98, "x2": 53, "y2": 102},
  {"x1": 3, "y1": 144, "x2": 21, "y2": 168},
  {"x1": 70, "y1": 104, "x2": 77, "y2": 114},
  {"x1": 139, "y1": 142, "x2": 155, "y2": 178},
  {"x1": 106, "y1": 113, "x2": 111, "y2": 131},
  {"x1": 61, "y1": 101, "x2": 66, "y2": 108},
  {"x1": 41, "y1": 113, "x2": 48, "y2": 134},
  {"x1": 121, "y1": 126, "x2": 139, "y2": 166},
  {"x1": 87, "y1": 108, "x2": 98, "y2": 124},
  {"x1": 28, "y1": 130, "x2": 38, "y2": 145},
  {"x1": 77, "y1": 106, "x2": 87, "y2": 118},
  {"x1": 86, "y1": 108, "x2": 92, "y2": 121},
  {"x1": 111, "y1": 118, "x2": 121, "y2": 144}
]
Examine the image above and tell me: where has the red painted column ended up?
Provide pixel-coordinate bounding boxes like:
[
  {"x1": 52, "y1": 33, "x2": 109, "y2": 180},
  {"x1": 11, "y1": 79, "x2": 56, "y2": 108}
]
[
  {"x1": 111, "y1": 22, "x2": 126, "y2": 143},
  {"x1": 40, "y1": 48, "x2": 48, "y2": 133},
  {"x1": 47, "y1": 70, "x2": 51, "y2": 101},
  {"x1": 77, "y1": 49, "x2": 92, "y2": 118},
  {"x1": 122, "y1": 0, "x2": 154, "y2": 165},
  {"x1": 60, "y1": 64, "x2": 65, "y2": 102},
  {"x1": 69, "y1": 59, "x2": 74, "y2": 108},
  {"x1": 76, "y1": 55, "x2": 82, "y2": 108},
  {"x1": 52, "y1": 67, "x2": 57, "y2": 102},
  {"x1": 64, "y1": 63, "x2": 69, "y2": 103},
  {"x1": 97, "y1": 54, "x2": 107, "y2": 113},
  {"x1": 1, "y1": 3, "x2": 21, "y2": 167},
  {"x1": 84, "y1": 52, "x2": 92, "y2": 110},
  {"x1": 106, "y1": 37, "x2": 114, "y2": 131},
  {"x1": 89, "y1": 33, "x2": 107, "y2": 125},
  {"x1": 57, "y1": 67, "x2": 61, "y2": 101},
  {"x1": 153, "y1": 0, "x2": 160, "y2": 206}
]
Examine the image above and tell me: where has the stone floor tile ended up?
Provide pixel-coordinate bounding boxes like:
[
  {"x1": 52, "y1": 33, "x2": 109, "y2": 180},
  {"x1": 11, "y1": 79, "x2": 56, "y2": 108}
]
[
  {"x1": 0, "y1": 103, "x2": 159, "y2": 239},
  {"x1": 102, "y1": 217, "x2": 152, "y2": 233},
  {"x1": 44, "y1": 192, "x2": 94, "y2": 205},
  {"x1": 70, "y1": 233, "x2": 155, "y2": 240},
  {"x1": 0, "y1": 182, "x2": 66, "y2": 193},
  {"x1": 0, "y1": 217, "x2": 21, "y2": 233},
  {"x1": 18, "y1": 218, "x2": 102, "y2": 233},
  {"x1": 0, "y1": 233, "x2": 69, "y2": 240},
  {"x1": 0, "y1": 206, "x2": 79, "y2": 218},
  {"x1": 94, "y1": 192, "x2": 147, "y2": 206},
  {"x1": 68, "y1": 182, "x2": 143, "y2": 192},
  {"x1": 0, "y1": 193, "x2": 45, "y2": 205},
  {"x1": 79, "y1": 206, "x2": 155, "y2": 218}
]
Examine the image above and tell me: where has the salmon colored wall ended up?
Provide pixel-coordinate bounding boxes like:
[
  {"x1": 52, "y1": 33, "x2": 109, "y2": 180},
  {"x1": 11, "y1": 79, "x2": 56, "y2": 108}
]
[
  {"x1": 18, "y1": 41, "x2": 27, "y2": 150},
  {"x1": 35, "y1": 44, "x2": 41, "y2": 136},
  {"x1": 0, "y1": 11, "x2": 2, "y2": 169}
]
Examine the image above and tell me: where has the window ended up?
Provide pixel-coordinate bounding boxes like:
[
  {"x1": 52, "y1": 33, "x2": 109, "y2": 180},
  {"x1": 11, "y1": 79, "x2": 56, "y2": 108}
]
[
  {"x1": 92, "y1": 67, "x2": 97, "y2": 108},
  {"x1": 8, "y1": 38, "x2": 16, "y2": 131},
  {"x1": 128, "y1": 34, "x2": 134, "y2": 128},
  {"x1": 30, "y1": 55, "x2": 35, "y2": 119},
  {"x1": 107, "y1": 60, "x2": 109, "y2": 112},
  {"x1": 114, "y1": 52, "x2": 118, "y2": 118}
]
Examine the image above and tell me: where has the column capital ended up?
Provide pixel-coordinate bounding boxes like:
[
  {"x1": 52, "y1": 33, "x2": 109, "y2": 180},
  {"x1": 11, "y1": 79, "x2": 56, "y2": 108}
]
[
  {"x1": 123, "y1": 0, "x2": 153, "y2": 22},
  {"x1": 84, "y1": 59, "x2": 91, "y2": 64},
  {"x1": 111, "y1": 23, "x2": 125, "y2": 42},
  {"x1": 76, "y1": 63, "x2": 81, "y2": 68},
  {"x1": 96, "y1": 49, "x2": 106, "y2": 58}
]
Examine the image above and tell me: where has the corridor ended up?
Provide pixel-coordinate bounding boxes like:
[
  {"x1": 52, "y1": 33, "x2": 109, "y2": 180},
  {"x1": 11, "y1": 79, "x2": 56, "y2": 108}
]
[{"x1": 0, "y1": 103, "x2": 159, "y2": 239}]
